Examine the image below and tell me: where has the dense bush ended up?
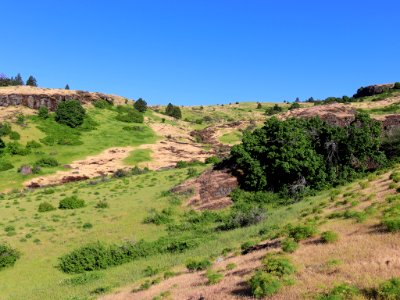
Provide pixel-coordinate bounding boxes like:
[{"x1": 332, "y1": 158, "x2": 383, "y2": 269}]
[
  {"x1": 395, "y1": 82, "x2": 400, "y2": 90},
  {"x1": 220, "y1": 202, "x2": 266, "y2": 230},
  {"x1": 38, "y1": 202, "x2": 56, "y2": 212},
  {"x1": 205, "y1": 156, "x2": 222, "y2": 165},
  {"x1": 26, "y1": 140, "x2": 42, "y2": 149},
  {"x1": 0, "y1": 243, "x2": 20, "y2": 271},
  {"x1": 262, "y1": 254, "x2": 296, "y2": 277},
  {"x1": 34, "y1": 157, "x2": 59, "y2": 167},
  {"x1": 93, "y1": 99, "x2": 112, "y2": 109},
  {"x1": 165, "y1": 103, "x2": 182, "y2": 119},
  {"x1": 321, "y1": 231, "x2": 338, "y2": 243},
  {"x1": 265, "y1": 104, "x2": 283, "y2": 116},
  {"x1": 59, "y1": 196, "x2": 85, "y2": 209},
  {"x1": 59, "y1": 235, "x2": 201, "y2": 273},
  {"x1": 186, "y1": 258, "x2": 211, "y2": 271},
  {"x1": 9, "y1": 131, "x2": 20, "y2": 140},
  {"x1": 38, "y1": 106, "x2": 49, "y2": 119},
  {"x1": 5, "y1": 142, "x2": 30, "y2": 156},
  {"x1": 376, "y1": 277, "x2": 400, "y2": 299},
  {"x1": 288, "y1": 224, "x2": 316, "y2": 241},
  {"x1": 0, "y1": 138, "x2": 4, "y2": 149},
  {"x1": 317, "y1": 283, "x2": 360, "y2": 300},
  {"x1": 289, "y1": 102, "x2": 301, "y2": 110},
  {"x1": 0, "y1": 161, "x2": 14, "y2": 172},
  {"x1": 281, "y1": 238, "x2": 299, "y2": 253},
  {"x1": 133, "y1": 98, "x2": 147, "y2": 112},
  {"x1": 249, "y1": 271, "x2": 281, "y2": 298},
  {"x1": 382, "y1": 204, "x2": 400, "y2": 232},
  {"x1": 116, "y1": 108, "x2": 144, "y2": 123},
  {"x1": 229, "y1": 113, "x2": 386, "y2": 195},
  {"x1": 55, "y1": 100, "x2": 86, "y2": 128}
]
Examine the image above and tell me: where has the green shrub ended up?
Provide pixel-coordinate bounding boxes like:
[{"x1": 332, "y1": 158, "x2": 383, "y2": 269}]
[
  {"x1": 9, "y1": 131, "x2": 20, "y2": 140},
  {"x1": 34, "y1": 157, "x2": 59, "y2": 167},
  {"x1": 288, "y1": 224, "x2": 316, "y2": 241},
  {"x1": 376, "y1": 277, "x2": 400, "y2": 299},
  {"x1": 220, "y1": 203, "x2": 266, "y2": 230},
  {"x1": 38, "y1": 202, "x2": 56, "y2": 212},
  {"x1": 165, "y1": 103, "x2": 182, "y2": 119},
  {"x1": 0, "y1": 161, "x2": 14, "y2": 172},
  {"x1": 0, "y1": 122, "x2": 11, "y2": 136},
  {"x1": 133, "y1": 98, "x2": 147, "y2": 112},
  {"x1": 206, "y1": 269, "x2": 223, "y2": 285},
  {"x1": 317, "y1": 283, "x2": 360, "y2": 300},
  {"x1": 59, "y1": 196, "x2": 85, "y2": 209},
  {"x1": 382, "y1": 204, "x2": 400, "y2": 232},
  {"x1": 55, "y1": 100, "x2": 86, "y2": 128},
  {"x1": 63, "y1": 272, "x2": 103, "y2": 286},
  {"x1": 6, "y1": 141, "x2": 30, "y2": 155},
  {"x1": 143, "y1": 208, "x2": 173, "y2": 225},
  {"x1": 0, "y1": 243, "x2": 20, "y2": 270},
  {"x1": 321, "y1": 231, "x2": 338, "y2": 243},
  {"x1": 116, "y1": 108, "x2": 144, "y2": 123},
  {"x1": 82, "y1": 223, "x2": 93, "y2": 229},
  {"x1": 38, "y1": 106, "x2": 49, "y2": 119},
  {"x1": 205, "y1": 156, "x2": 222, "y2": 164},
  {"x1": 26, "y1": 140, "x2": 42, "y2": 149},
  {"x1": 186, "y1": 167, "x2": 197, "y2": 178},
  {"x1": 262, "y1": 255, "x2": 296, "y2": 277},
  {"x1": 95, "y1": 201, "x2": 109, "y2": 209},
  {"x1": 281, "y1": 238, "x2": 299, "y2": 253},
  {"x1": 93, "y1": 99, "x2": 112, "y2": 109},
  {"x1": 186, "y1": 258, "x2": 211, "y2": 271},
  {"x1": 394, "y1": 82, "x2": 400, "y2": 90},
  {"x1": 249, "y1": 271, "x2": 281, "y2": 298},
  {"x1": 226, "y1": 263, "x2": 236, "y2": 270}
]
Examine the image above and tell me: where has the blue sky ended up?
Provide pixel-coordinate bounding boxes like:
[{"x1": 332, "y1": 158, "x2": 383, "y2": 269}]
[{"x1": 1, "y1": 0, "x2": 399, "y2": 105}]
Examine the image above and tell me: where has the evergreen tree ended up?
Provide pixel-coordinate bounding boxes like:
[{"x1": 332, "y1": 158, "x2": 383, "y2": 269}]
[
  {"x1": 65, "y1": 84, "x2": 70, "y2": 90},
  {"x1": 165, "y1": 103, "x2": 174, "y2": 116},
  {"x1": 133, "y1": 98, "x2": 147, "y2": 112},
  {"x1": 171, "y1": 106, "x2": 182, "y2": 119},
  {"x1": 14, "y1": 73, "x2": 24, "y2": 85},
  {"x1": 26, "y1": 76, "x2": 37, "y2": 87}
]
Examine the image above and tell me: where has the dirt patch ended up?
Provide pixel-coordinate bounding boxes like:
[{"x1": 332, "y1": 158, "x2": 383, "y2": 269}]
[
  {"x1": 24, "y1": 147, "x2": 134, "y2": 187},
  {"x1": 0, "y1": 106, "x2": 37, "y2": 122},
  {"x1": 172, "y1": 169, "x2": 238, "y2": 210}
]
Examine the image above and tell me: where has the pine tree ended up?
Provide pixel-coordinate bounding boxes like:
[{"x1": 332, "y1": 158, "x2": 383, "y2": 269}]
[
  {"x1": 165, "y1": 103, "x2": 174, "y2": 116},
  {"x1": 14, "y1": 73, "x2": 24, "y2": 85},
  {"x1": 133, "y1": 98, "x2": 147, "y2": 112},
  {"x1": 26, "y1": 76, "x2": 37, "y2": 87},
  {"x1": 65, "y1": 84, "x2": 70, "y2": 90},
  {"x1": 171, "y1": 106, "x2": 182, "y2": 119}
]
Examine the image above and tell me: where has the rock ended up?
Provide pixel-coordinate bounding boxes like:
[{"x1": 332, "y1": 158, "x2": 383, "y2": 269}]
[
  {"x1": 19, "y1": 165, "x2": 32, "y2": 175},
  {"x1": 353, "y1": 83, "x2": 395, "y2": 98}
]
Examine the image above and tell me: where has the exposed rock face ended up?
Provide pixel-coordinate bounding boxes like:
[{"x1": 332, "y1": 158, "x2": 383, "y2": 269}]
[
  {"x1": 172, "y1": 169, "x2": 238, "y2": 210},
  {"x1": 0, "y1": 86, "x2": 125, "y2": 111},
  {"x1": 354, "y1": 83, "x2": 395, "y2": 98}
]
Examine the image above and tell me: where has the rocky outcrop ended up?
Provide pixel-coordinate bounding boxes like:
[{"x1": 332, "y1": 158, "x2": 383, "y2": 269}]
[
  {"x1": 0, "y1": 86, "x2": 124, "y2": 111},
  {"x1": 353, "y1": 83, "x2": 395, "y2": 98}
]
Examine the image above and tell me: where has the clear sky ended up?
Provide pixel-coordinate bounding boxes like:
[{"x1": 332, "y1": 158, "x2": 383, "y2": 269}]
[{"x1": 1, "y1": 0, "x2": 399, "y2": 105}]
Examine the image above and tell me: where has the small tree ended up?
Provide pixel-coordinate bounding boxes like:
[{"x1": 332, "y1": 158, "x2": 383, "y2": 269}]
[
  {"x1": 55, "y1": 100, "x2": 86, "y2": 127},
  {"x1": 14, "y1": 73, "x2": 24, "y2": 85},
  {"x1": 133, "y1": 98, "x2": 147, "y2": 112},
  {"x1": 65, "y1": 84, "x2": 70, "y2": 90},
  {"x1": 38, "y1": 106, "x2": 49, "y2": 119},
  {"x1": 26, "y1": 75, "x2": 37, "y2": 87},
  {"x1": 165, "y1": 103, "x2": 174, "y2": 116},
  {"x1": 394, "y1": 82, "x2": 400, "y2": 89},
  {"x1": 289, "y1": 102, "x2": 301, "y2": 110},
  {"x1": 257, "y1": 102, "x2": 262, "y2": 109},
  {"x1": 171, "y1": 106, "x2": 182, "y2": 119}
]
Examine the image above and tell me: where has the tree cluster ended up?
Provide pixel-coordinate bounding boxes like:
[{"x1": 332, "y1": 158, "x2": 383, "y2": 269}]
[
  {"x1": 228, "y1": 113, "x2": 387, "y2": 196},
  {"x1": 133, "y1": 98, "x2": 148, "y2": 113},
  {"x1": 165, "y1": 103, "x2": 182, "y2": 119},
  {"x1": 0, "y1": 73, "x2": 37, "y2": 87},
  {"x1": 55, "y1": 100, "x2": 86, "y2": 128}
]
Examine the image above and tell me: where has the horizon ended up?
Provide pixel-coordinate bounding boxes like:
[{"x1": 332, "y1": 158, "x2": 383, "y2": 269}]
[{"x1": 1, "y1": 0, "x2": 400, "y2": 105}]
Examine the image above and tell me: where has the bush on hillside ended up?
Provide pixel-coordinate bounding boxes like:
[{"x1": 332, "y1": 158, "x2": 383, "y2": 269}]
[
  {"x1": 165, "y1": 103, "x2": 182, "y2": 119},
  {"x1": 55, "y1": 100, "x2": 86, "y2": 128},
  {"x1": 229, "y1": 113, "x2": 386, "y2": 195},
  {"x1": 288, "y1": 224, "x2": 316, "y2": 242},
  {"x1": 265, "y1": 104, "x2": 283, "y2": 116},
  {"x1": 38, "y1": 202, "x2": 56, "y2": 212},
  {"x1": 0, "y1": 138, "x2": 4, "y2": 149},
  {"x1": 394, "y1": 82, "x2": 400, "y2": 90},
  {"x1": 317, "y1": 283, "x2": 360, "y2": 300},
  {"x1": 220, "y1": 202, "x2": 266, "y2": 230},
  {"x1": 26, "y1": 140, "x2": 42, "y2": 149},
  {"x1": 0, "y1": 243, "x2": 20, "y2": 271},
  {"x1": 9, "y1": 131, "x2": 20, "y2": 140},
  {"x1": 289, "y1": 102, "x2": 301, "y2": 110},
  {"x1": 5, "y1": 142, "x2": 30, "y2": 156},
  {"x1": 59, "y1": 196, "x2": 85, "y2": 209},
  {"x1": 186, "y1": 258, "x2": 211, "y2": 271},
  {"x1": 133, "y1": 98, "x2": 147, "y2": 112},
  {"x1": 34, "y1": 157, "x2": 59, "y2": 167},
  {"x1": 0, "y1": 161, "x2": 14, "y2": 172},
  {"x1": 321, "y1": 231, "x2": 338, "y2": 243},
  {"x1": 0, "y1": 123, "x2": 11, "y2": 136},
  {"x1": 116, "y1": 108, "x2": 144, "y2": 123},
  {"x1": 249, "y1": 271, "x2": 281, "y2": 298},
  {"x1": 38, "y1": 106, "x2": 49, "y2": 119},
  {"x1": 93, "y1": 99, "x2": 112, "y2": 109},
  {"x1": 281, "y1": 238, "x2": 299, "y2": 253},
  {"x1": 376, "y1": 277, "x2": 400, "y2": 299},
  {"x1": 262, "y1": 255, "x2": 296, "y2": 277}
]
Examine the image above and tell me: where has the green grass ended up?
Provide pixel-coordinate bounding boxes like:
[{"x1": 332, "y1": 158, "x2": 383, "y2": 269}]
[
  {"x1": 0, "y1": 163, "x2": 336, "y2": 300},
  {"x1": 219, "y1": 131, "x2": 242, "y2": 144},
  {"x1": 123, "y1": 149, "x2": 152, "y2": 166},
  {"x1": 0, "y1": 107, "x2": 157, "y2": 190}
]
